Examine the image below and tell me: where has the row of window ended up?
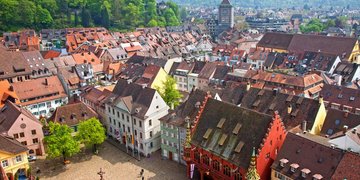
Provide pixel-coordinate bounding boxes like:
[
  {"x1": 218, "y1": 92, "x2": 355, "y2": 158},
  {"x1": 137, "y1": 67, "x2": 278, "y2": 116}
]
[
  {"x1": 13, "y1": 130, "x2": 37, "y2": 139},
  {"x1": 1, "y1": 155, "x2": 23, "y2": 168},
  {"x1": 195, "y1": 152, "x2": 243, "y2": 179},
  {"x1": 161, "y1": 139, "x2": 178, "y2": 149},
  {"x1": 161, "y1": 130, "x2": 177, "y2": 139},
  {"x1": 108, "y1": 107, "x2": 153, "y2": 128}
]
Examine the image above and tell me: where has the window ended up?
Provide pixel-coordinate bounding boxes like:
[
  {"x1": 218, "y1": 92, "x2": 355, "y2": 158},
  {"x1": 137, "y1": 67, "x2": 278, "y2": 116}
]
[
  {"x1": 140, "y1": 132, "x2": 143, "y2": 139},
  {"x1": 223, "y1": 165, "x2": 231, "y2": 177},
  {"x1": 150, "y1": 131, "x2": 153, "y2": 138},
  {"x1": 121, "y1": 113, "x2": 125, "y2": 120},
  {"x1": 139, "y1": 121, "x2": 142, "y2": 128},
  {"x1": 33, "y1": 138, "x2": 39, "y2": 144},
  {"x1": 20, "y1": 132, "x2": 25, "y2": 138},
  {"x1": 108, "y1": 107, "x2": 111, "y2": 113},
  {"x1": 127, "y1": 116, "x2": 129, "y2": 122},
  {"x1": 150, "y1": 142, "x2": 153, "y2": 148},
  {"x1": 122, "y1": 125, "x2": 125, "y2": 132},
  {"x1": 202, "y1": 155, "x2": 210, "y2": 166},
  {"x1": 149, "y1": 120, "x2": 152, "y2": 126},
  {"x1": 31, "y1": 130, "x2": 36, "y2": 135},
  {"x1": 15, "y1": 155, "x2": 22, "y2": 163},
  {"x1": 1, "y1": 160, "x2": 9, "y2": 167},
  {"x1": 135, "y1": 130, "x2": 137, "y2": 136},
  {"x1": 118, "y1": 122, "x2": 121, "y2": 128},
  {"x1": 213, "y1": 160, "x2": 220, "y2": 171},
  {"x1": 112, "y1": 108, "x2": 115, "y2": 115},
  {"x1": 235, "y1": 172, "x2": 242, "y2": 180},
  {"x1": 109, "y1": 117, "x2": 112, "y2": 124},
  {"x1": 127, "y1": 127, "x2": 130, "y2": 132},
  {"x1": 117, "y1": 112, "x2": 120, "y2": 118},
  {"x1": 134, "y1": 119, "x2": 136, "y2": 125},
  {"x1": 140, "y1": 143, "x2": 143, "y2": 149},
  {"x1": 194, "y1": 151, "x2": 200, "y2": 162},
  {"x1": 13, "y1": 133, "x2": 19, "y2": 139}
]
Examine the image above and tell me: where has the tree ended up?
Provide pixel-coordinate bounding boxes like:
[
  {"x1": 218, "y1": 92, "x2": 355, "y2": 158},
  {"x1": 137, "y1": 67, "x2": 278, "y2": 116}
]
[
  {"x1": 44, "y1": 122, "x2": 80, "y2": 164},
  {"x1": 147, "y1": 19, "x2": 158, "y2": 27},
  {"x1": 335, "y1": 16, "x2": 347, "y2": 28},
  {"x1": 81, "y1": 7, "x2": 91, "y2": 27},
  {"x1": 164, "y1": 8, "x2": 180, "y2": 26},
  {"x1": 101, "y1": 6, "x2": 110, "y2": 28},
  {"x1": 35, "y1": 5, "x2": 54, "y2": 29},
  {"x1": 76, "y1": 118, "x2": 106, "y2": 153},
  {"x1": 180, "y1": 7, "x2": 187, "y2": 21},
  {"x1": 156, "y1": 76, "x2": 182, "y2": 109}
]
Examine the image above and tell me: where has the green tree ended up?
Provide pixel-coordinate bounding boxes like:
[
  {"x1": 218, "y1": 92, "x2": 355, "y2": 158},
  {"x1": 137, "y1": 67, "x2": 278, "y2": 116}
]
[
  {"x1": 180, "y1": 7, "x2": 187, "y2": 21},
  {"x1": 81, "y1": 7, "x2": 91, "y2": 27},
  {"x1": 76, "y1": 118, "x2": 106, "y2": 153},
  {"x1": 101, "y1": 6, "x2": 110, "y2": 28},
  {"x1": 44, "y1": 122, "x2": 80, "y2": 164},
  {"x1": 335, "y1": 16, "x2": 347, "y2": 28},
  {"x1": 35, "y1": 5, "x2": 54, "y2": 29},
  {"x1": 147, "y1": 19, "x2": 158, "y2": 27},
  {"x1": 156, "y1": 76, "x2": 182, "y2": 109},
  {"x1": 300, "y1": 18, "x2": 324, "y2": 33},
  {"x1": 164, "y1": 8, "x2": 180, "y2": 26}
]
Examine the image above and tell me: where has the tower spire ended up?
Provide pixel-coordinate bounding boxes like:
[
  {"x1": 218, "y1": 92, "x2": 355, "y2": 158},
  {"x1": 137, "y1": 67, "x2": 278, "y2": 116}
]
[
  {"x1": 184, "y1": 116, "x2": 191, "y2": 149},
  {"x1": 246, "y1": 147, "x2": 260, "y2": 180}
]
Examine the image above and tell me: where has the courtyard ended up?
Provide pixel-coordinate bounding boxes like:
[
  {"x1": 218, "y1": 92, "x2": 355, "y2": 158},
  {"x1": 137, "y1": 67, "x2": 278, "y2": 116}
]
[{"x1": 30, "y1": 141, "x2": 187, "y2": 180}]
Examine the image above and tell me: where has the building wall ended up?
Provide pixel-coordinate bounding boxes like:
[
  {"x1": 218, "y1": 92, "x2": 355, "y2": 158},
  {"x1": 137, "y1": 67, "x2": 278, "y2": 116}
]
[
  {"x1": 25, "y1": 97, "x2": 68, "y2": 118},
  {"x1": 271, "y1": 169, "x2": 292, "y2": 180},
  {"x1": 150, "y1": 67, "x2": 168, "y2": 91},
  {"x1": 161, "y1": 122, "x2": 180, "y2": 162},
  {"x1": 349, "y1": 41, "x2": 360, "y2": 63},
  {"x1": 187, "y1": 74, "x2": 198, "y2": 92},
  {"x1": 174, "y1": 75, "x2": 188, "y2": 92},
  {"x1": 7, "y1": 114, "x2": 45, "y2": 155},
  {"x1": 0, "y1": 151, "x2": 29, "y2": 178},
  {"x1": 329, "y1": 135, "x2": 360, "y2": 153},
  {"x1": 310, "y1": 101, "x2": 327, "y2": 135}
]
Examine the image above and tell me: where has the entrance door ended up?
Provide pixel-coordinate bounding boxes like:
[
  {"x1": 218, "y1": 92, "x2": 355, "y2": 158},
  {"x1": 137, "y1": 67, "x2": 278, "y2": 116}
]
[
  {"x1": 169, "y1": 151, "x2": 173, "y2": 161},
  {"x1": 36, "y1": 148, "x2": 41, "y2": 155}
]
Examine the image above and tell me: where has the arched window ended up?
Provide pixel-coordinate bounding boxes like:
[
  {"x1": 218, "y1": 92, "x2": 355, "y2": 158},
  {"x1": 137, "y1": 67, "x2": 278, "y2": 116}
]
[
  {"x1": 202, "y1": 155, "x2": 209, "y2": 166},
  {"x1": 235, "y1": 172, "x2": 242, "y2": 180},
  {"x1": 223, "y1": 165, "x2": 231, "y2": 177},
  {"x1": 213, "y1": 160, "x2": 220, "y2": 171},
  {"x1": 194, "y1": 151, "x2": 200, "y2": 163}
]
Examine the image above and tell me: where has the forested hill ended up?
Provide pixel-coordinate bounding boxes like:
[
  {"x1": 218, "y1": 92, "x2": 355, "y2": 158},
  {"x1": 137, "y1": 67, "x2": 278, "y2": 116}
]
[
  {"x1": 170, "y1": 0, "x2": 360, "y2": 8},
  {"x1": 0, "y1": 0, "x2": 186, "y2": 33}
]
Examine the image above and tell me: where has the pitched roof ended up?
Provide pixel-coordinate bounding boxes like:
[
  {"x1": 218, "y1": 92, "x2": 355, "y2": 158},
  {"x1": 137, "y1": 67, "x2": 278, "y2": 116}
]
[
  {"x1": 257, "y1": 33, "x2": 294, "y2": 50},
  {"x1": 105, "y1": 79, "x2": 156, "y2": 118},
  {"x1": 321, "y1": 84, "x2": 360, "y2": 111},
  {"x1": 12, "y1": 76, "x2": 67, "y2": 106},
  {"x1": 192, "y1": 98, "x2": 273, "y2": 168},
  {"x1": 0, "y1": 81, "x2": 19, "y2": 108},
  {"x1": 0, "y1": 101, "x2": 39, "y2": 133},
  {"x1": 160, "y1": 89, "x2": 207, "y2": 126},
  {"x1": 49, "y1": 102, "x2": 98, "y2": 126},
  {"x1": 332, "y1": 152, "x2": 360, "y2": 180},
  {"x1": 41, "y1": 50, "x2": 61, "y2": 59},
  {"x1": 126, "y1": 55, "x2": 168, "y2": 68},
  {"x1": 198, "y1": 62, "x2": 217, "y2": 79},
  {"x1": 320, "y1": 109, "x2": 360, "y2": 137},
  {"x1": 0, "y1": 45, "x2": 31, "y2": 80},
  {"x1": 240, "y1": 88, "x2": 321, "y2": 130},
  {"x1": 0, "y1": 134, "x2": 28, "y2": 154},
  {"x1": 271, "y1": 132, "x2": 344, "y2": 180}
]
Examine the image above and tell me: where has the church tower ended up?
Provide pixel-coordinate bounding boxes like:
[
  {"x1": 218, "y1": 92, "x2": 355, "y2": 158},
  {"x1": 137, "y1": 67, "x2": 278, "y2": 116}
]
[
  {"x1": 246, "y1": 147, "x2": 261, "y2": 180},
  {"x1": 218, "y1": 0, "x2": 234, "y2": 32}
]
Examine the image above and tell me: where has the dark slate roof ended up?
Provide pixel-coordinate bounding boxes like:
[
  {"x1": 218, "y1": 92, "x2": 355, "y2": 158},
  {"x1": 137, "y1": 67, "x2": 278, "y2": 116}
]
[
  {"x1": 204, "y1": 81, "x2": 248, "y2": 105},
  {"x1": 264, "y1": 52, "x2": 286, "y2": 68},
  {"x1": 191, "y1": 98, "x2": 273, "y2": 168},
  {"x1": 198, "y1": 63, "x2": 217, "y2": 79},
  {"x1": 126, "y1": 55, "x2": 167, "y2": 68},
  {"x1": 240, "y1": 88, "x2": 321, "y2": 130},
  {"x1": 48, "y1": 102, "x2": 98, "y2": 126},
  {"x1": 321, "y1": 84, "x2": 360, "y2": 111},
  {"x1": 332, "y1": 152, "x2": 360, "y2": 180},
  {"x1": 271, "y1": 133, "x2": 343, "y2": 180},
  {"x1": 0, "y1": 134, "x2": 28, "y2": 154},
  {"x1": 212, "y1": 65, "x2": 231, "y2": 80},
  {"x1": 191, "y1": 61, "x2": 206, "y2": 74},
  {"x1": 333, "y1": 62, "x2": 359, "y2": 83},
  {"x1": 118, "y1": 64, "x2": 146, "y2": 81},
  {"x1": 106, "y1": 79, "x2": 156, "y2": 118},
  {"x1": 257, "y1": 33, "x2": 294, "y2": 50},
  {"x1": 0, "y1": 101, "x2": 38, "y2": 133},
  {"x1": 169, "y1": 62, "x2": 180, "y2": 76},
  {"x1": 320, "y1": 109, "x2": 360, "y2": 137},
  {"x1": 160, "y1": 89, "x2": 207, "y2": 127}
]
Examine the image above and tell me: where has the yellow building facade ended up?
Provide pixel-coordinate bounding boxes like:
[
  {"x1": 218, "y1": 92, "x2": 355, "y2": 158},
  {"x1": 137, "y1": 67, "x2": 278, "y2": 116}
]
[{"x1": 0, "y1": 151, "x2": 29, "y2": 180}]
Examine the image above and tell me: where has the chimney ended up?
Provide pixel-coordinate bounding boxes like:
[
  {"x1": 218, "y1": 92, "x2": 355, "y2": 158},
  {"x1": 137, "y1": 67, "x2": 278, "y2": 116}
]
[
  {"x1": 246, "y1": 82, "x2": 251, "y2": 91},
  {"x1": 8, "y1": 85, "x2": 14, "y2": 91},
  {"x1": 273, "y1": 88, "x2": 278, "y2": 96},
  {"x1": 81, "y1": 52, "x2": 84, "y2": 56},
  {"x1": 44, "y1": 78, "x2": 48, "y2": 86},
  {"x1": 343, "y1": 125, "x2": 348, "y2": 134},
  {"x1": 287, "y1": 105, "x2": 292, "y2": 114},
  {"x1": 302, "y1": 120, "x2": 307, "y2": 133},
  {"x1": 335, "y1": 75, "x2": 342, "y2": 86},
  {"x1": 319, "y1": 95, "x2": 324, "y2": 104}
]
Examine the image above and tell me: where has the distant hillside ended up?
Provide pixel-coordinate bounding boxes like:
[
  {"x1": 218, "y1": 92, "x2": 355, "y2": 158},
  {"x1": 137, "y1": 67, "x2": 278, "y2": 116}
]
[{"x1": 170, "y1": 0, "x2": 360, "y2": 8}]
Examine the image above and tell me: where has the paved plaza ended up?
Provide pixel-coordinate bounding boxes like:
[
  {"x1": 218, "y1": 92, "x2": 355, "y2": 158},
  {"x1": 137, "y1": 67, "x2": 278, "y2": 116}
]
[{"x1": 31, "y1": 141, "x2": 187, "y2": 180}]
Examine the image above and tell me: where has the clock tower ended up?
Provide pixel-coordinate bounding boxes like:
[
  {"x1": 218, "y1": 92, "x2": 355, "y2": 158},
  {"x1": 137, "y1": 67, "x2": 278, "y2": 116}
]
[{"x1": 218, "y1": 0, "x2": 234, "y2": 32}]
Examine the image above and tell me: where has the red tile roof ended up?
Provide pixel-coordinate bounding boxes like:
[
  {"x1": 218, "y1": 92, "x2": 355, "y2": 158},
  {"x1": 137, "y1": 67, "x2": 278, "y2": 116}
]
[{"x1": 332, "y1": 152, "x2": 360, "y2": 180}]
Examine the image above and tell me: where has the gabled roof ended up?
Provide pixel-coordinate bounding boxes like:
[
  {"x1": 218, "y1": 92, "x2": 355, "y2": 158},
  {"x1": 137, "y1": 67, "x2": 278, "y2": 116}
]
[
  {"x1": 198, "y1": 62, "x2": 217, "y2": 79},
  {"x1": 321, "y1": 84, "x2": 360, "y2": 111},
  {"x1": 0, "y1": 134, "x2": 28, "y2": 155},
  {"x1": 192, "y1": 98, "x2": 273, "y2": 169},
  {"x1": 105, "y1": 79, "x2": 157, "y2": 118},
  {"x1": 0, "y1": 81, "x2": 19, "y2": 108},
  {"x1": 257, "y1": 33, "x2": 294, "y2": 50},
  {"x1": 0, "y1": 45, "x2": 31, "y2": 80},
  {"x1": 49, "y1": 102, "x2": 98, "y2": 126},
  {"x1": 0, "y1": 101, "x2": 39, "y2": 133},
  {"x1": 271, "y1": 132, "x2": 343, "y2": 180}
]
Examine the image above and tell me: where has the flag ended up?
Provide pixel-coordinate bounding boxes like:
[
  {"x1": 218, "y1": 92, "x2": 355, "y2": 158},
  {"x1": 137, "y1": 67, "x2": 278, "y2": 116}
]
[{"x1": 131, "y1": 135, "x2": 134, "y2": 145}]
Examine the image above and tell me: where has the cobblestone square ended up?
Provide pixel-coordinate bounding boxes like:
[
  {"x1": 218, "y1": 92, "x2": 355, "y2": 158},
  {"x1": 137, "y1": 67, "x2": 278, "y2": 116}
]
[{"x1": 31, "y1": 141, "x2": 187, "y2": 180}]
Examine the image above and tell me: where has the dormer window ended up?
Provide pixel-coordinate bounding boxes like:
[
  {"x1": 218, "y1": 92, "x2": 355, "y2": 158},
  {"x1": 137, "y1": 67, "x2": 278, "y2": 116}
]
[
  {"x1": 313, "y1": 174, "x2": 323, "y2": 180},
  {"x1": 279, "y1": 158, "x2": 288, "y2": 167},
  {"x1": 290, "y1": 163, "x2": 299, "y2": 173},
  {"x1": 301, "y1": 168, "x2": 311, "y2": 178}
]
